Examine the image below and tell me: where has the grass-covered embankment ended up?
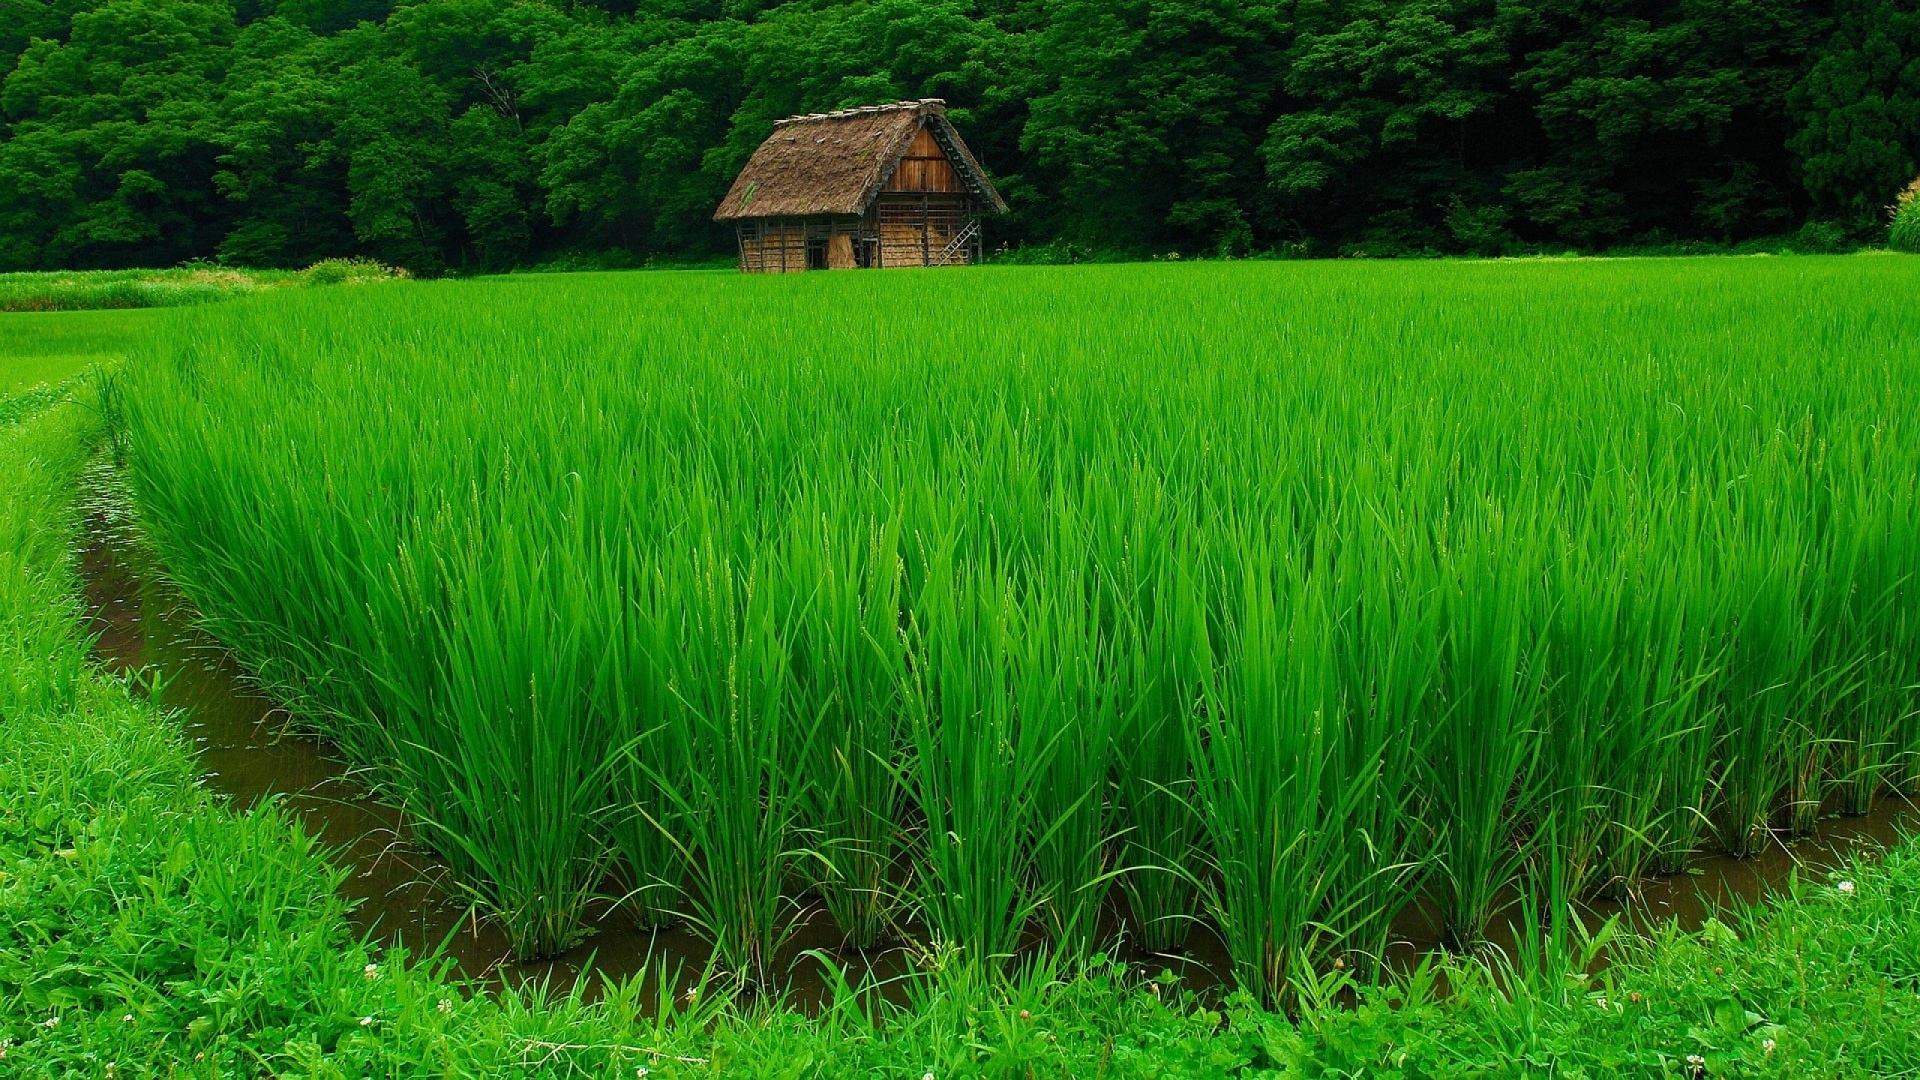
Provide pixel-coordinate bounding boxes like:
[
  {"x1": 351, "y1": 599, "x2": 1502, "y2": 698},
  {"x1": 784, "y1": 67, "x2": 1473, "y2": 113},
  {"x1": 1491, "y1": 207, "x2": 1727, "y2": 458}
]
[{"x1": 0, "y1": 260, "x2": 406, "y2": 313}]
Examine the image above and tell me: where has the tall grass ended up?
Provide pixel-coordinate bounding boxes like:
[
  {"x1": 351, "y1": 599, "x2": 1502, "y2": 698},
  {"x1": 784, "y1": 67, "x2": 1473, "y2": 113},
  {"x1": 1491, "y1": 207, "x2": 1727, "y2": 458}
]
[
  {"x1": 119, "y1": 258, "x2": 1920, "y2": 993},
  {"x1": 0, "y1": 259, "x2": 404, "y2": 311},
  {"x1": 1891, "y1": 178, "x2": 1920, "y2": 254}
]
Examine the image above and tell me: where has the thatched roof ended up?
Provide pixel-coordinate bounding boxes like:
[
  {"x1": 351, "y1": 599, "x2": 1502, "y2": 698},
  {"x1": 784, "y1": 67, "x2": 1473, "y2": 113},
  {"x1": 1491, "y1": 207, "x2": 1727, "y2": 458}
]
[{"x1": 713, "y1": 99, "x2": 1008, "y2": 221}]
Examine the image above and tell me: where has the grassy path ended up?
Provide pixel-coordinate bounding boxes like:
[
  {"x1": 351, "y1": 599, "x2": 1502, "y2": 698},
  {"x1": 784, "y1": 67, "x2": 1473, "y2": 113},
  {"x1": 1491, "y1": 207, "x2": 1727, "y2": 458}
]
[{"x1": 2, "y1": 381, "x2": 1919, "y2": 1076}]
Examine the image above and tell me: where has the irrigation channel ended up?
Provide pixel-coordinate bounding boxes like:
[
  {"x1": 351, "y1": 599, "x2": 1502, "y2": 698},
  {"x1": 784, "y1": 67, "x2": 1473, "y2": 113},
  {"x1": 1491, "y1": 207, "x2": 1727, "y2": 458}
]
[{"x1": 78, "y1": 472, "x2": 1919, "y2": 1007}]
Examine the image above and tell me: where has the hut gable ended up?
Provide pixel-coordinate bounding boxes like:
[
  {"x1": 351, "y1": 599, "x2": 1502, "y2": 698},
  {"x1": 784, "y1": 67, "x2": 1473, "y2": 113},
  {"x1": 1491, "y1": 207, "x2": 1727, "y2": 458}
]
[{"x1": 713, "y1": 100, "x2": 1006, "y2": 222}]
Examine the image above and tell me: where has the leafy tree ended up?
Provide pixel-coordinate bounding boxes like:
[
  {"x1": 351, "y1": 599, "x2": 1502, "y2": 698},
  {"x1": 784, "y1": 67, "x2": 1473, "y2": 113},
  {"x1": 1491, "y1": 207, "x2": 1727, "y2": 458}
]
[
  {"x1": 329, "y1": 33, "x2": 455, "y2": 272},
  {"x1": 540, "y1": 17, "x2": 750, "y2": 254},
  {"x1": 1787, "y1": 0, "x2": 1920, "y2": 229},
  {"x1": 0, "y1": 0, "x2": 1915, "y2": 269},
  {"x1": 2, "y1": 1, "x2": 83, "y2": 71},
  {"x1": 1261, "y1": 0, "x2": 1509, "y2": 254},
  {"x1": 1023, "y1": 0, "x2": 1288, "y2": 252},
  {"x1": 1503, "y1": 0, "x2": 1825, "y2": 245},
  {"x1": 0, "y1": 0, "x2": 233, "y2": 269},
  {"x1": 275, "y1": 0, "x2": 394, "y2": 35},
  {"x1": 212, "y1": 16, "x2": 354, "y2": 266}
]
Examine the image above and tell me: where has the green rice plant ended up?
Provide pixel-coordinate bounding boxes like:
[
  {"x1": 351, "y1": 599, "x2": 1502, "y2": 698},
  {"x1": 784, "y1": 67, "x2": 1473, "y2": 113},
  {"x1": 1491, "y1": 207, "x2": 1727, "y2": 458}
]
[
  {"x1": 1790, "y1": 526, "x2": 1870, "y2": 835},
  {"x1": 782, "y1": 503, "x2": 910, "y2": 950},
  {"x1": 1708, "y1": 507, "x2": 1816, "y2": 859},
  {"x1": 1541, "y1": 548, "x2": 1622, "y2": 905},
  {"x1": 1823, "y1": 465, "x2": 1918, "y2": 813},
  {"x1": 1324, "y1": 513, "x2": 1441, "y2": 974},
  {"x1": 1085, "y1": 464, "x2": 1208, "y2": 956},
  {"x1": 1189, "y1": 536, "x2": 1374, "y2": 1006},
  {"x1": 601, "y1": 561, "x2": 691, "y2": 929},
  {"x1": 363, "y1": 482, "x2": 623, "y2": 959},
  {"x1": 1426, "y1": 505, "x2": 1551, "y2": 947},
  {"x1": 901, "y1": 551, "x2": 1047, "y2": 966},
  {"x1": 1648, "y1": 507, "x2": 1729, "y2": 877},
  {"x1": 646, "y1": 542, "x2": 817, "y2": 990},
  {"x1": 1021, "y1": 538, "x2": 1124, "y2": 959},
  {"x1": 1597, "y1": 593, "x2": 1718, "y2": 897},
  {"x1": 1110, "y1": 557, "x2": 1208, "y2": 954},
  {"x1": 1897, "y1": 617, "x2": 1920, "y2": 797}
]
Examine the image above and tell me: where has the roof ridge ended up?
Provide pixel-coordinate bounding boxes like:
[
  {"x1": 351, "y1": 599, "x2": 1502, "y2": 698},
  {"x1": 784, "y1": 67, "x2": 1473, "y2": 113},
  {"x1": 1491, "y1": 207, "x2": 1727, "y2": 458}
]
[{"x1": 773, "y1": 99, "x2": 944, "y2": 127}]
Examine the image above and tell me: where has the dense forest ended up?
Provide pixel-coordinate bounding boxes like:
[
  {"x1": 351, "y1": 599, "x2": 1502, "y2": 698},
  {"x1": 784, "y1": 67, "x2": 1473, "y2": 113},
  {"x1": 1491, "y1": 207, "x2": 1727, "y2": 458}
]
[{"x1": 2, "y1": 0, "x2": 1916, "y2": 272}]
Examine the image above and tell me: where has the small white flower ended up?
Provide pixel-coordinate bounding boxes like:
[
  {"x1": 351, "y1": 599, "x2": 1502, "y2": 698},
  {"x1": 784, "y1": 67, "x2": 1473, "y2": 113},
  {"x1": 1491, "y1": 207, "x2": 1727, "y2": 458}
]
[
  {"x1": 1837, "y1": 880, "x2": 1856, "y2": 895},
  {"x1": 922, "y1": 1073, "x2": 936, "y2": 1080},
  {"x1": 437, "y1": 998, "x2": 453, "y2": 1015},
  {"x1": 637, "y1": 1070, "x2": 650, "y2": 1079},
  {"x1": 42, "y1": 1016, "x2": 58, "y2": 1029},
  {"x1": 363, "y1": 963, "x2": 380, "y2": 980},
  {"x1": 123, "y1": 1014, "x2": 134, "y2": 1023},
  {"x1": 1686, "y1": 1054, "x2": 1705, "y2": 1066},
  {"x1": 1763, "y1": 1038, "x2": 1776, "y2": 1055},
  {"x1": 360, "y1": 1016, "x2": 375, "y2": 1027}
]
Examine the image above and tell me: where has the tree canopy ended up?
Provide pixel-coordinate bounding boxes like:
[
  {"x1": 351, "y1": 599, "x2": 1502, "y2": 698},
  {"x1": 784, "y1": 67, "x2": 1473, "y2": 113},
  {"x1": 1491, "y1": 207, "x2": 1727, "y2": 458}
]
[{"x1": 1, "y1": 0, "x2": 1914, "y2": 271}]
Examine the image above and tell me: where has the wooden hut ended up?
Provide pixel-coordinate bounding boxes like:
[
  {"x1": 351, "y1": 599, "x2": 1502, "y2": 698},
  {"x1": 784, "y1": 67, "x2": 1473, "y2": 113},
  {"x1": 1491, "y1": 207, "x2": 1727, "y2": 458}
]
[{"x1": 713, "y1": 99, "x2": 1007, "y2": 272}]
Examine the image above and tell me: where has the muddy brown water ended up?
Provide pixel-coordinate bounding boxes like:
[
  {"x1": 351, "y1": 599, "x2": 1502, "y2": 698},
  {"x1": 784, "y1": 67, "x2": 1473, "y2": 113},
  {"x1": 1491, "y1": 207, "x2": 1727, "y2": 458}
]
[{"x1": 76, "y1": 489, "x2": 1918, "y2": 1006}]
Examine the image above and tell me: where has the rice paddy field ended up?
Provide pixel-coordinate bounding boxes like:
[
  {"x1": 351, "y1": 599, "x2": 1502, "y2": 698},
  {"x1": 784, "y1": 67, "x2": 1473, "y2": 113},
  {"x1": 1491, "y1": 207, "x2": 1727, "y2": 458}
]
[
  {"x1": 0, "y1": 308, "x2": 156, "y2": 395},
  {"x1": 117, "y1": 255, "x2": 1920, "y2": 1006}
]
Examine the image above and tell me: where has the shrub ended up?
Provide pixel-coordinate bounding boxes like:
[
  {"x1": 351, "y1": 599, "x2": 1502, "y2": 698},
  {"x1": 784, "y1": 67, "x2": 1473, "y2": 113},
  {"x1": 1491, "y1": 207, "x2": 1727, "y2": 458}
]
[
  {"x1": 300, "y1": 258, "x2": 409, "y2": 286},
  {"x1": 1892, "y1": 179, "x2": 1920, "y2": 253}
]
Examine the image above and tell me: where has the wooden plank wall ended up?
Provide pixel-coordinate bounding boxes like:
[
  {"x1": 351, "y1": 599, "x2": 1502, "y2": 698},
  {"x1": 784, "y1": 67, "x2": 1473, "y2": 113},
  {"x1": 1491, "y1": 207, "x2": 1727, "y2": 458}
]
[{"x1": 883, "y1": 126, "x2": 963, "y2": 194}]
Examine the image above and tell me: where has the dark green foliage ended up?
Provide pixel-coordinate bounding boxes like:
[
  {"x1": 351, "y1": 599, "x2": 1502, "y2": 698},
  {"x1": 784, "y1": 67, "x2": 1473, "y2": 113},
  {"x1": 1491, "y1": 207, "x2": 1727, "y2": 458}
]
[
  {"x1": 1788, "y1": 0, "x2": 1920, "y2": 229},
  {"x1": 3, "y1": 0, "x2": 1919, "y2": 268}
]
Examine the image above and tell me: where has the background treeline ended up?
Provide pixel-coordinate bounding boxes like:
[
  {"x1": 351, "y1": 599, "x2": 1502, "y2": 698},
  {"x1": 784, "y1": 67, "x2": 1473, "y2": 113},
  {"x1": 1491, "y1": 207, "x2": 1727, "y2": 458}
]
[{"x1": 2, "y1": 0, "x2": 1917, "y2": 273}]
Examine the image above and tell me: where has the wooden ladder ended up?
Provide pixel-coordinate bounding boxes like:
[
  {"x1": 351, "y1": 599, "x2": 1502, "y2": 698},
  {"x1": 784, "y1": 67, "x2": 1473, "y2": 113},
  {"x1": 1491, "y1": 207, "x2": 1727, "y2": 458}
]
[{"x1": 930, "y1": 219, "x2": 980, "y2": 266}]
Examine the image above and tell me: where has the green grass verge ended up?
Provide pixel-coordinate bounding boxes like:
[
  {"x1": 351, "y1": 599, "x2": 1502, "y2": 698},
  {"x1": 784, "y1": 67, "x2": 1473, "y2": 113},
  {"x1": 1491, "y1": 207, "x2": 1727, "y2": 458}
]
[
  {"x1": 3, "y1": 385, "x2": 1919, "y2": 1075},
  {"x1": 0, "y1": 260, "x2": 406, "y2": 313}
]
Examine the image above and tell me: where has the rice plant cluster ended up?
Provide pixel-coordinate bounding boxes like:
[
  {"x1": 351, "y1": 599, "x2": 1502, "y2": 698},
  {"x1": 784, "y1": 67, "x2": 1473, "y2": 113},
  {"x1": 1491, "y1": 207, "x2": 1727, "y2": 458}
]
[{"x1": 121, "y1": 259, "x2": 1920, "y2": 1004}]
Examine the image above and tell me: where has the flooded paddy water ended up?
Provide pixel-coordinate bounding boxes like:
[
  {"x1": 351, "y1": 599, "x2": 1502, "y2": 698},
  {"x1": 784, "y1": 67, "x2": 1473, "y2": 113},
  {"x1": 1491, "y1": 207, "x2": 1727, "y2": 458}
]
[{"x1": 76, "y1": 472, "x2": 1919, "y2": 1006}]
